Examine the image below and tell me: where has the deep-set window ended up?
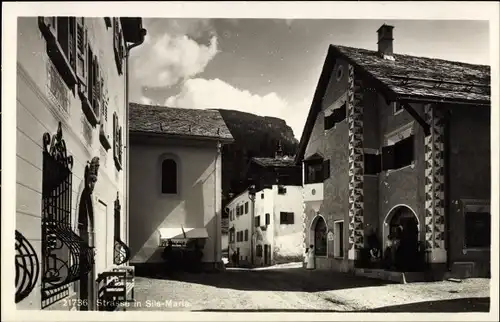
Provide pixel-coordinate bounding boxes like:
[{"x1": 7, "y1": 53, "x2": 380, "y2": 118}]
[
  {"x1": 278, "y1": 185, "x2": 287, "y2": 194},
  {"x1": 364, "y1": 153, "x2": 382, "y2": 175},
  {"x1": 280, "y1": 212, "x2": 294, "y2": 225},
  {"x1": 334, "y1": 221, "x2": 344, "y2": 258},
  {"x1": 255, "y1": 216, "x2": 261, "y2": 227},
  {"x1": 324, "y1": 103, "x2": 347, "y2": 131},
  {"x1": 256, "y1": 245, "x2": 263, "y2": 257},
  {"x1": 382, "y1": 135, "x2": 415, "y2": 171},
  {"x1": 244, "y1": 229, "x2": 249, "y2": 241},
  {"x1": 314, "y1": 217, "x2": 327, "y2": 256},
  {"x1": 304, "y1": 161, "x2": 324, "y2": 184},
  {"x1": 161, "y1": 159, "x2": 177, "y2": 194},
  {"x1": 265, "y1": 213, "x2": 270, "y2": 225},
  {"x1": 244, "y1": 202, "x2": 249, "y2": 214},
  {"x1": 465, "y1": 211, "x2": 491, "y2": 249},
  {"x1": 261, "y1": 193, "x2": 264, "y2": 199}
]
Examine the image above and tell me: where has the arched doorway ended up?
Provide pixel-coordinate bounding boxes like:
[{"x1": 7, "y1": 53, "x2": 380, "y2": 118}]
[
  {"x1": 310, "y1": 215, "x2": 327, "y2": 256},
  {"x1": 383, "y1": 205, "x2": 421, "y2": 271}
]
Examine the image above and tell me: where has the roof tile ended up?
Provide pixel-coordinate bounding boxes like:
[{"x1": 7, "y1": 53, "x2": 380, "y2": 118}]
[
  {"x1": 334, "y1": 45, "x2": 490, "y2": 103},
  {"x1": 129, "y1": 103, "x2": 234, "y2": 141}
]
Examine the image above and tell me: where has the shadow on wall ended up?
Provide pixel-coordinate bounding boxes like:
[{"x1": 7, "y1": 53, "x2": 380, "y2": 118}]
[
  {"x1": 129, "y1": 152, "x2": 212, "y2": 262},
  {"x1": 136, "y1": 267, "x2": 391, "y2": 292}
]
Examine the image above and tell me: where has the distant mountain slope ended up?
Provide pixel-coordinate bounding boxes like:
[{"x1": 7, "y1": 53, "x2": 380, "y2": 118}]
[{"x1": 217, "y1": 109, "x2": 299, "y2": 210}]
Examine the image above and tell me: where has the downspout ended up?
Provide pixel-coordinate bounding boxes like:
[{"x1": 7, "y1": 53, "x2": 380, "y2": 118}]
[
  {"x1": 215, "y1": 141, "x2": 221, "y2": 270},
  {"x1": 124, "y1": 28, "x2": 146, "y2": 253}
]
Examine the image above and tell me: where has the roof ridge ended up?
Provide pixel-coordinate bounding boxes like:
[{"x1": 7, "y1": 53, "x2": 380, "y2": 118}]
[{"x1": 331, "y1": 44, "x2": 490, "y2": 68}]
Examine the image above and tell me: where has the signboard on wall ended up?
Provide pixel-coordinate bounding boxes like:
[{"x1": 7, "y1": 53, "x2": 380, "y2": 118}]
[{"x1": 159, "y1": 239, "x2": 188, "y2": 247}]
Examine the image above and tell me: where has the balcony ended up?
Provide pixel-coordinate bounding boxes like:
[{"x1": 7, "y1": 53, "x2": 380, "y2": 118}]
[{"x1": 303, "y1": 182, "x2": 324, "y2": 202}]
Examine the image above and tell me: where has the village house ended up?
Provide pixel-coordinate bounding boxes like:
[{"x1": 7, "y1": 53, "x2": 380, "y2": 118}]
[
  {"x1": 128, "y1": 103, "x2": 234, "y2": 273},
  {"x1": 296, "y1": 24, "x2": 491, "y2": 279},
  {"x1": 15, "y1": 17, "x2": 146, "y2": 310},
  {"x1": 227, "y1": 153, "x2": 303, "y2": 267}
]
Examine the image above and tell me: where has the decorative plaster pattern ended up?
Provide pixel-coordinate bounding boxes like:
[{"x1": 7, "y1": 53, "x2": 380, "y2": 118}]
[
  {"x1": 424, "y1": 105, "x2": 446, "y2": 250},
  {"x1": 347, "y1": 64, "x2": 365, "y2": 257}
]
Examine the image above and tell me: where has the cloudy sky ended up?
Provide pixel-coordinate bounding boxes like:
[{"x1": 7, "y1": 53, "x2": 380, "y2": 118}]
[{"x1": 128, "y1": 19, "x2": 489, "y2": 140}]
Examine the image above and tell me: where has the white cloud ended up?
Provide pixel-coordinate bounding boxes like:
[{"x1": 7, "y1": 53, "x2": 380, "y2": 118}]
[
  {"x1": 132, "y1": 34, "x2": 218, "y2": 88},
  {"x1": 165, "y1": 78, "x2": 310, "y2": 140},
  {"x1": 139, "y1": 96, "x2": 153, "y2": 105}
]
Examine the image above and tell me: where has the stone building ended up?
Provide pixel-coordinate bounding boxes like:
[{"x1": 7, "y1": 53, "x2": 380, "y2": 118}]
[
  {"x1": 15, "y1": 17, "x2": 146, "y2": 310},
  {"x1": 227, "y1": 155, "x2": 304, "y2": 267},
  {"x1": 128, "y1": 103, "x2": 233, "y2": 272},
  {"x1": 296, "y1": 24, "x2": 491, "y2": 278}
]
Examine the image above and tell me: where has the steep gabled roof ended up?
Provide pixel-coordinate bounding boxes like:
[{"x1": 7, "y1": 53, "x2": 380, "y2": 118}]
[
  {"x1": 294, "y1": 45, "x2": 491, "y2": 164},
  {"x1": 129, "y1": 103, "x2": 234, "y2": 142}
]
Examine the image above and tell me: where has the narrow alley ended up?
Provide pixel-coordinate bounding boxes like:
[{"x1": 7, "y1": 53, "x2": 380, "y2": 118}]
[{"x1": 126, "y1": 264, "x2": 490, "y2": 312}]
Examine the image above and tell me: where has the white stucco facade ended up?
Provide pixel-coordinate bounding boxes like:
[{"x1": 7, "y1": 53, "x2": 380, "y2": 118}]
[
  {"x1": 227, "y1": 185, "x2": 303, "y2": 266},
  {"x1": 129, "y1": 140, "x2": 223, "y2": 267}
]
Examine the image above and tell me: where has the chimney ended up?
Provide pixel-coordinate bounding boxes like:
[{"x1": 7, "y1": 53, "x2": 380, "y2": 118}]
[
  {"x1": 377, "y1": 24, "x2": 395, "y2": 60},
  {"x1": 275, "y1": 140, "x2": 283, "y2": 158}
]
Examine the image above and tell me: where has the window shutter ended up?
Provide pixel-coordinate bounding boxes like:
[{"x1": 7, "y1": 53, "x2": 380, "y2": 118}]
[
  {"x1": 68, "y1": 17, "x2": 77, "y2": 72},
  {"x1": 118, "y1": 126, "x2": 123, "y2": 164},
  {"x1": 92, "y1": 56, "x2": 100, "y2": 118},
  {"x1": 75, "y1": 18, "x2": 87, "y2": 85},
  {"x1": 265, "y1": 213, "x2": 270, "y2": 225},
  {"x1": 84, "y1": 45, "x2": 93, "y2": 101},
  {"x1": 113, "y1": 113, "x2": 118, "y2": 159},
  {"x1": 381, "y1": 145, "x2": 396, "y2": 171},
  {"x1": 113, "y1": 18, "x2": 123, "y2": 74},
  {"x1": 39, "y1": 17, "x2": 57, "y2": 39},
  {"x1": 323, "y1": 159, "x2": 331, "y2": 180}
]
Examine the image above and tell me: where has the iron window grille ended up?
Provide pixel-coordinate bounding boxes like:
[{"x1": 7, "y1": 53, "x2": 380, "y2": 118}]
[
  {"x1": 15, "y1": 230, "x2": 40, "y2": 304},
  {"x1": 113, "y1": 193, "x2": 131, "y2": 265},
  {"x1": 41, "y1": 122, "x2": 94, "y2": 308}
]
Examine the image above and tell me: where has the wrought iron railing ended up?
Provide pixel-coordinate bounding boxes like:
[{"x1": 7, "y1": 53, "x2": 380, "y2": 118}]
[
  {"x1": 15, "y1": 230, "x2": 40, "y2": 303},
  {"x1": 113, "y1": 193, "x2": 131, "y2": 265},
  {"x1": 41, "y1": 122, "x2": 95, "y2": 308}
]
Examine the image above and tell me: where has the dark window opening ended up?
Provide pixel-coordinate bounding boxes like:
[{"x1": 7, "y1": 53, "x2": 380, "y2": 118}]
[
  {"x1": 280, "y1": 212, "x2": 294, "y2": 225},
  {"x1": 265, "y1": 213, "x2": 270, "y2": 225},
  {"x1": 256, "y1": 245, "x2": 263, "y2": 257},
  {"x1": 261, "y1": 193, "x2": 264, "y2": 199},
  {"x1": 382, "y1": 135, "x2": 414, "y2": 171},
  {"x1": 255, "y1": 216, "x2": 261, "y2": 227},
  {"x1": 161, "y1": 159, "x2": 177, "y2": 194},
  {"x1": 364, "y1": 153, "x2": 381, "y2": 175},
  {"x1": 278, "y1": 185, "x2": 287, "y2": 194},
  {"x1": 304, "y1": 160, "x2": 324, "y2": 184},
  {"x1": 314, "y1": 217, "x2": 327, "y2": 256},
  {"x1": 244, "y1": 202, "x2": 249, "y2": 214},
  {"x1": 324, "y1": 103, "x2": 347, "y2": 131},
  {"x1": 464, "y1": 212, "x2": 491, "y2": 248},
  {"x1": 244, "y1": 229, "x2": 249, "y2": 241}
]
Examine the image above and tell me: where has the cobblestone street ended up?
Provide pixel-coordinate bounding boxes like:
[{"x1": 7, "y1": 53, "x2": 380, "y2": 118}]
[{"x1": 127, "y1": 264, "x2": 490, "y2": 312}]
